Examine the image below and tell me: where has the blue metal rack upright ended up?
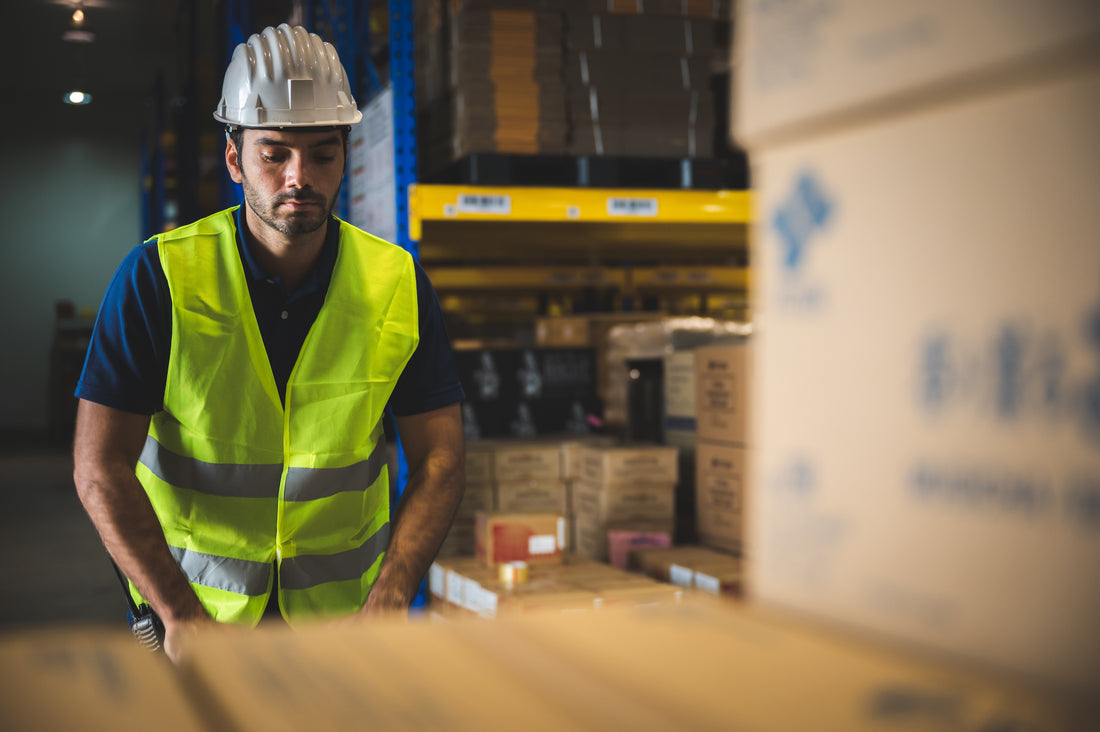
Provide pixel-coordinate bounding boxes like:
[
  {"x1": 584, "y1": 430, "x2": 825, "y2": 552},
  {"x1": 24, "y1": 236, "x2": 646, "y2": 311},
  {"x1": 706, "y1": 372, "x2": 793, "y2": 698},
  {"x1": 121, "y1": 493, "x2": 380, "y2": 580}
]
[
  {"x1": 387, "y1": 0, "x2": 425, "y2": 608},
  {"x1": 389, "y1": 0, "x2": 419, "y2": 259}
]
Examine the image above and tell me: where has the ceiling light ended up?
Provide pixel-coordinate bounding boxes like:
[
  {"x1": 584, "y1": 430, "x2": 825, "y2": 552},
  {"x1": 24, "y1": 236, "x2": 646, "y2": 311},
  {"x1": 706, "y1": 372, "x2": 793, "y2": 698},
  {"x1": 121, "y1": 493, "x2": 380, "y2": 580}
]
[
  {"x1": 72, "y1": 8, "x2": 84, "y2": 23},
  {"x1": 64, "y1": 90, "x2": 92, "y2": 105}
]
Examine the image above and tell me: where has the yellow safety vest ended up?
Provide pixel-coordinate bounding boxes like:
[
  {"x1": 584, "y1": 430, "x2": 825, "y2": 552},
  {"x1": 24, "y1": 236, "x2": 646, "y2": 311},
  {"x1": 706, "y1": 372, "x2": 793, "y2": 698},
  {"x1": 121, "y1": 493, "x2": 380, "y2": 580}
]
[{"x1": 132, "y1": 207, "x2": 419, "y2": 627}]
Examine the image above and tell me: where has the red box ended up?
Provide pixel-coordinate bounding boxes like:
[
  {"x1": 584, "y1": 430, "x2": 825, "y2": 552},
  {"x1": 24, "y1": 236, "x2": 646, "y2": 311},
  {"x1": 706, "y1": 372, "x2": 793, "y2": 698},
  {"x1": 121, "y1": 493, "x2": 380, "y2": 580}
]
[{"x1": 475, "y1": 512, "x2": 566, "y2": 566}]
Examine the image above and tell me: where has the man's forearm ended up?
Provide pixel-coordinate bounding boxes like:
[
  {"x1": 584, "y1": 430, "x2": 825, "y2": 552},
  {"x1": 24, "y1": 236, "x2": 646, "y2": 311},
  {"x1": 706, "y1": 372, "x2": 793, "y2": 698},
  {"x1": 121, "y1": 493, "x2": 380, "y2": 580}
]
[
  {"x1": 75, "y1": 465, "x2": 208, "y2": 625},
  {"x1": 367, "y1": 455, "x2": 465, "y2": 612}
]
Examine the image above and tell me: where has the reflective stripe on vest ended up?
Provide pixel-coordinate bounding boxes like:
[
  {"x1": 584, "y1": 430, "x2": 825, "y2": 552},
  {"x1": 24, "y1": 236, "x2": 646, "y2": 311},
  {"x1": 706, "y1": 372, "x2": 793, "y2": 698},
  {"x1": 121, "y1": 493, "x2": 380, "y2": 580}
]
[
  {"x1": 138, "y1": 207, "x2": 419, "y2": 627},
  {"x1": 141, "y1": 434, "x2": 390, "y2": 503},
  {"x1": 168, "y1": 545, "x2": 272, "y2": 596}
]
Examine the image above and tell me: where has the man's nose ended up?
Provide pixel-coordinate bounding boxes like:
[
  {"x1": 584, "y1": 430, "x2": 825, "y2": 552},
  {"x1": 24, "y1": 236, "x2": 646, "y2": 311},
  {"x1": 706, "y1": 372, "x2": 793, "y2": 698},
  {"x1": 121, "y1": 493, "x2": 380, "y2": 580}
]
[{"x1": 284, "y1": 153, "x2": 310, "y2": 188}]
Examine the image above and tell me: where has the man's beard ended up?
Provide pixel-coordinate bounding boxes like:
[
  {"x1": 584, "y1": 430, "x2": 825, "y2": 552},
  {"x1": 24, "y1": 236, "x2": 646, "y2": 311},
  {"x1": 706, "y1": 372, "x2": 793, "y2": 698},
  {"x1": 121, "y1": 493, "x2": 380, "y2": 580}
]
[{"x1": 241, "y1": 175, "x2": 336, "y2": 236}]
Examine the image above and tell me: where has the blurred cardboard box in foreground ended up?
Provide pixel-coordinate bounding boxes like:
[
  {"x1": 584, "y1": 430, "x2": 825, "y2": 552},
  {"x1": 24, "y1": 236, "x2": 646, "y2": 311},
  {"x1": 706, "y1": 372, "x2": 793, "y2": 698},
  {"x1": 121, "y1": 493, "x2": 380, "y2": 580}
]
[{"x1": 737, "y1": 0, "x2": 1100, "y2": 695}]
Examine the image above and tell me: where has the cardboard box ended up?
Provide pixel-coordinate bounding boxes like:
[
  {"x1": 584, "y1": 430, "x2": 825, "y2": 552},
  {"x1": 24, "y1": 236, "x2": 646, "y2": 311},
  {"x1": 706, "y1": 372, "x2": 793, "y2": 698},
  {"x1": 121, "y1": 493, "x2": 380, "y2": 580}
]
[
  {"x1": 607, "y1": 527, "x2": 673, "y2": 570},
  {"x1": 694, "y1": 343, "x2": 751, "y2": 445},
  {"x1": 734, "y1": 0, "x2": 1100, "y2": 147},
  {"x1": 579, "y1": 444, "x2": 679, "y2": 485},
  {"x1": 476, "y1": 512, "x2": 566, "y2": 566},
  {"x1": 573, "y1": 479, "x2": 676, "y2": 524},
  {"x1": 695, "y1": 440, "x2": 747, "y2": 554},
  {"x1": 664, "y1": 554, "x2": 743, "y2": 596},
  {"x1": 465, "y1": 442, "x2": 494, "y2": 484},
  {"x1": 0, "y1": 629, "x2": 207, "y2": 731},
  {"x1": 749, "y1": 64, "x2": 1100, "y2": 692},
  {"x1": 485, "y1": 440, "x2": 564, "y2": 482},
  {"x1": 179, "y1": 613, "x2": 594, "y2": 730},
  {"x1": 627, "y1": 544, "x2": 726, "y2": 572},
  {"x1": 494, "y1": 479, "x2": 568, "y2": 515},
  {"x1": 437, "y1": 516, "x2": 477, "y2": 558},
  {"x1": 170, "y1": 597, "x2": 1088, "y2": 732},
  {"x1": 535, "y1": 316, "x2": 592, "y2": 347},
  {"x1": 574, "y1": 514, "x2": 675, "y2": 563},
  {"x1": 560, "y1": 435, "x2": 618, "y2": 481},
  {"x1": 429, "y1": 556, "x2": 495, "y2": 604},
  {"x1": 662, "y1": 349, "x2": 697, "y2": 448},
  {"x1": 457, "y1": 481, "x2": 494, "y2": 517}
]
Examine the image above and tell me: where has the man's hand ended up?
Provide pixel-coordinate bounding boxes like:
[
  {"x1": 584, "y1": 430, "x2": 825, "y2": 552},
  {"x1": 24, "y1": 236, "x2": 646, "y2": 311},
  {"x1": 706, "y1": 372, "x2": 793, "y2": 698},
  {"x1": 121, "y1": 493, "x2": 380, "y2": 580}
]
[
  {"x1": 162, "y1": 615, "x2": 217, "y2": 664},
  {"x1": 362, "y1": 571, "x2": 413, "y2": 617}
]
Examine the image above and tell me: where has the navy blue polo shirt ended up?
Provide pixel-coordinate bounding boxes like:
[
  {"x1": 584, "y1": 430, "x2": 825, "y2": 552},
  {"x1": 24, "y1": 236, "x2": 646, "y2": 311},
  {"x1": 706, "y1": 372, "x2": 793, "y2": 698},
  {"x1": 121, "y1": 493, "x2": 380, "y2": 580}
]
[{"x1": 76, "y1": 207, "x2": 465, "y2": 418}]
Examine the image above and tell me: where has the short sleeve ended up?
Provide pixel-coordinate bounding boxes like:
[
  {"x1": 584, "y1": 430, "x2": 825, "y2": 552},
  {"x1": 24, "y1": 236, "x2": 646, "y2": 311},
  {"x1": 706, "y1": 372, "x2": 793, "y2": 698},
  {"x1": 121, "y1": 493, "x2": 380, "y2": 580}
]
[
  {"x1": 388, "y1": 262, "x2": 466, "y2": 416},
  {"x1": 75, "y1": 240, "x2": 171, "y2": 415}
]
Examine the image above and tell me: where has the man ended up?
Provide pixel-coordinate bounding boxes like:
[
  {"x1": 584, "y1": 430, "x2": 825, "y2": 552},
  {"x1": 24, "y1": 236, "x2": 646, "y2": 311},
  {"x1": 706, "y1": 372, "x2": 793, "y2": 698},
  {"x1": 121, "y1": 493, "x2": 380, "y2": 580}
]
[{"x1": 73, "y1": 24, "x2": 466, "y2": 662}]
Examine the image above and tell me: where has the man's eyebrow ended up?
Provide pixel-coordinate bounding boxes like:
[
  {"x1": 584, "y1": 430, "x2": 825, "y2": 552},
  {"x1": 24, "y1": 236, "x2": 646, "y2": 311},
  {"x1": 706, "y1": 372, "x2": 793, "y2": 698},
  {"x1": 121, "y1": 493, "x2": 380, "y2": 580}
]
[{"x1": 253, "y1": 135, "x2": 342, "y2": 148}]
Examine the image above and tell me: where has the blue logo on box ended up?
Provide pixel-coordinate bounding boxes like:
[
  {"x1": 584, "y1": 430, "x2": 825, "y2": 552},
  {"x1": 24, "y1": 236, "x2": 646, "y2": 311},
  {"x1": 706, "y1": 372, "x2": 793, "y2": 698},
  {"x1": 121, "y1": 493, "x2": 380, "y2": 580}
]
[
  {"x1": 773, "y1": 171, "x2": 832, "y2": 274},
  {"x1": 772, "y1": 171, "x2": 832, "y2": 310}
]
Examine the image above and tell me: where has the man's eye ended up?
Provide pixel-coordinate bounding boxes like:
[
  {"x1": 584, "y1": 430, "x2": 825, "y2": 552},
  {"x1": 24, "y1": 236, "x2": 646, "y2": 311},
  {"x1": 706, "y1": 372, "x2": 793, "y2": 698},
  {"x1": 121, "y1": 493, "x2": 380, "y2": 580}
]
[
  {"x1": 315, "y1": 155, "x2": 337, "y2": 164},
  {"x1": 261, "y1": 152, "x2": 285, "y2": 163}
]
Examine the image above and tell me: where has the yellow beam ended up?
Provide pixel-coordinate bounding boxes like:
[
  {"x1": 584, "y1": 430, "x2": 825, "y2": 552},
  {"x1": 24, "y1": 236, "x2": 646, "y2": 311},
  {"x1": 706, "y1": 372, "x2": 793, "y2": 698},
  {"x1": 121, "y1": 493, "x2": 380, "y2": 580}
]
[
  {"x1": 629, "y1": 266, "x2": 750, "y2": 292},
  {"x1": 425, "y1": 266, "x2": 627, "y2": 290},
  {"x1": 424, "y1": 265, "x2": 749, "y2": 294},
  {"x1": 408, "y1": 184, "x2": 752, "y2": 240}
]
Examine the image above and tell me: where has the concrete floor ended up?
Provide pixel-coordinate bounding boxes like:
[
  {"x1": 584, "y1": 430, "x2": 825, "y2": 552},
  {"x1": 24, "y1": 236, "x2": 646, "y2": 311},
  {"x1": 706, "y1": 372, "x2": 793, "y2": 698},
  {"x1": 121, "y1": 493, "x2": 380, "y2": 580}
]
[{"x1": 0, "y1": 445, "x2": 123, "y2": 631}]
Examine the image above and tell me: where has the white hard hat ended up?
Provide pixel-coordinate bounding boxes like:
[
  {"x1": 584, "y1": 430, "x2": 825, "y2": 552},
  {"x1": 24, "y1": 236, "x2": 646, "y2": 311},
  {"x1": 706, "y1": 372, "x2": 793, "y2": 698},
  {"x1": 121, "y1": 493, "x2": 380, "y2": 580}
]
[{"x1": 213, "y1": 24, "x2": 362, "y2": 127}]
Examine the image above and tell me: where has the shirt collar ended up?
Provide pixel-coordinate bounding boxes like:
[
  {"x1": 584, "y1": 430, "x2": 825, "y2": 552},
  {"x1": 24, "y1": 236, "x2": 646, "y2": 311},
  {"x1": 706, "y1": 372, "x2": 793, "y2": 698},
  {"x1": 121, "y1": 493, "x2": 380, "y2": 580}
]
[{"x1": 234, "y1": 205, "x2": 340, "y2": 296}]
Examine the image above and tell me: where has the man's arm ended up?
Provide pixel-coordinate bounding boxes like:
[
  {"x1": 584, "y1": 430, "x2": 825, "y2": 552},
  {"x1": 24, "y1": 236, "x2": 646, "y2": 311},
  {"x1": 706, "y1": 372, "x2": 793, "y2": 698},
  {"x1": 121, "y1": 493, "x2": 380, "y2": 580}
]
[
  {"x1": 72, "y1": 399, "x2": 212, "y2": 660},
  {"x1": 364, "y1": 402, "x2": 465, "y2": 613}
]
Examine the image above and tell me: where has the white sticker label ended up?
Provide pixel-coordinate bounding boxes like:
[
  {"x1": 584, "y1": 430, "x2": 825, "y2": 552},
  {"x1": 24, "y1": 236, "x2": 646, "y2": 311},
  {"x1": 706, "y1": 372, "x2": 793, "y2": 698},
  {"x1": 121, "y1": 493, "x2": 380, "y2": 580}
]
[
  {"x1": 467, "y1": 585, "x2": 498, "y2": 618},
  {"x1": 607, "y1": 196, "x2": 658, "y2": 217},
  {"x1": 446, "y1": 571, "x2": 465, "y2": 606},
  {"x1": 429, "y1": 563, "x2": 444, "y2": 597},
  {"x1": 529, "y1": 534, "x2": 557, "y2": 555},
  {"x1": 695, "y1": 572, "x2": 721, "y2": 595},
  {"x1": 458, "y1": 193, "x2": 512, "y2": 215},
  {"x1": 669, "y1": 564, "x2": 694, "y2": 588}
]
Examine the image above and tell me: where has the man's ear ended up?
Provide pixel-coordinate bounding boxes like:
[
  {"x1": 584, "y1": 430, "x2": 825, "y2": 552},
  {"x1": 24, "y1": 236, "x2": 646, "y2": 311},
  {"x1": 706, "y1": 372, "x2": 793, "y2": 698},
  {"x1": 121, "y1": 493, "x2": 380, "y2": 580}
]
[{"x1": 226, "y1": 138, "x2": 244, "y2": 184}]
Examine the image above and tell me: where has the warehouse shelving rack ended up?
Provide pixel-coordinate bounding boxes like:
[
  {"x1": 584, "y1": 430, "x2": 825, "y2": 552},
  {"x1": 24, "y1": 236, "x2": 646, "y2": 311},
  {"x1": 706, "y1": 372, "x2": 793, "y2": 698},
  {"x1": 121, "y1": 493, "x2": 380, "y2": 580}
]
[
  {"x1": 409, "y1": 183, "x2": 751, "y2": 318},
  {"x1": 202, "y1": 2, "x2": 752, "y2": 605}
]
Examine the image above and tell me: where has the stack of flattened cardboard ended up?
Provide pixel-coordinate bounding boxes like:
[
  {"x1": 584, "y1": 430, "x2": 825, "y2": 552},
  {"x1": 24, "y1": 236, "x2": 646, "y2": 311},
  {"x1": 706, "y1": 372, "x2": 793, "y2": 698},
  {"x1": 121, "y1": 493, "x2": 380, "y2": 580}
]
[
  {"x1": 563, "y1": 10, "x2": 726, "y2": 158},
  {"x1": 417, "y1": 0, "x2": 568, "y2": 176}
]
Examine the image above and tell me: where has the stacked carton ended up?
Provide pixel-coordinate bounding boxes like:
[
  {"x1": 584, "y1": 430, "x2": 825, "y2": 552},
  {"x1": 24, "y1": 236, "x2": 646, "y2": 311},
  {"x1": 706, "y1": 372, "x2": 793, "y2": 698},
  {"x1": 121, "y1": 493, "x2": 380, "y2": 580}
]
[
  {"x1": 485, "y1": 440, "x2": 568, "y2": 514},
  {"x1": 736, "y1": 0, "x2": 1100, "y2": 693},
  {"x1": 693, "y1": 342, "x2": 750, "y2": 555},
  {"x1": 429, "y1": 553, "x2": 683, "y2": 619},
  {"x1": 630, "y1": 545, "x2": 742, "y2": 600},
  {"x1": 571, "y1": 443, "x2": 678, "y2": 561}
]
